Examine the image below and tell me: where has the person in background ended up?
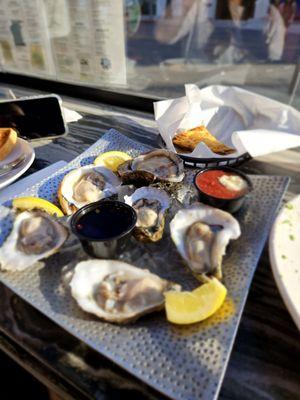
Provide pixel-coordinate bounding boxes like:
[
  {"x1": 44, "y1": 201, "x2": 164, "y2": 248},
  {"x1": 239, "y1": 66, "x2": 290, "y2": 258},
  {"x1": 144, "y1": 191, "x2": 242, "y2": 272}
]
[
  {"x1": 215, "y1": 0, "x2": 255, "y2": 21},
  {"x1": 155, "y1": 0, "x2": 259, "y2": 63},
  {"x1": 279, "y1": 0, "x2": 296, "y2": 28},
  {"x1": 210, "y1": 0, "x2": 257, "y2": 63},
  {"x1": 155, "y1": 0, "x2": 286, "y2": 63},
  {"x1": 267, "y1": 2, "x2": 286, "y2": 61},
  {"x1": 279, "y1": 0, "x2": 297, "y2": 62},
  {"x1": 154, "y1": 0, "x2": 214, "y2": 57}
]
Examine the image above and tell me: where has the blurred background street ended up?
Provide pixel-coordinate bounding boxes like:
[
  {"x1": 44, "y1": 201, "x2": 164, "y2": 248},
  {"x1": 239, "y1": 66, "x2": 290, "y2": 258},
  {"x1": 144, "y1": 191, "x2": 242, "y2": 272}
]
[{"x1": 125, "y1": 0, "x2": 300, "y2": 107}]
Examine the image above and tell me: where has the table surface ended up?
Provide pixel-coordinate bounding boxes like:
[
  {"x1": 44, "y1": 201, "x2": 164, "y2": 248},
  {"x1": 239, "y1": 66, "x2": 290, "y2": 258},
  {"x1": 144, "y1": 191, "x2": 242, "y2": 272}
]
[{"x1": 0, "y1": 83, "x2": 299, "y2": 400}]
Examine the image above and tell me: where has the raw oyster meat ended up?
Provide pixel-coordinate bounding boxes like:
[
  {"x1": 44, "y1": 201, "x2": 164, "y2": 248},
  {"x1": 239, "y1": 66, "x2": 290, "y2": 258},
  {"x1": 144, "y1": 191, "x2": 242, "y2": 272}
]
[
  {"x1": 118, "y1": 149, "x2": 184, "y2": 184},
  {"x1": 0, "y1": 210, "x2": 68, "y2": 271},
  {"x1": 58, "y1": 165, "x2": 120, "y2": 215},
  {"x1": 125, "y1": 187, "x2": 170, "y2": 242},
  {"x1": 70, "y1": 259, "x2": 180, "y2": 323},
  {"x1": 170, "y1": 203, "x2": 241, "y2": 280}
]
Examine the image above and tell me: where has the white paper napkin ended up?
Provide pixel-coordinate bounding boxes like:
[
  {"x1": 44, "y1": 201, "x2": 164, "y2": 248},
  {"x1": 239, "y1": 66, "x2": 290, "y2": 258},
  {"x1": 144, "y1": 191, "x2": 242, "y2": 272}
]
[
  {"x1": 154, "y1": 85, "x2": 300, "y2": 158},
  {"x1": 62, "y1": 107, "x2": 82, "y2": 123},
  {"x1": 0, "y1": 160, "x2": 67, "y2": 204}
]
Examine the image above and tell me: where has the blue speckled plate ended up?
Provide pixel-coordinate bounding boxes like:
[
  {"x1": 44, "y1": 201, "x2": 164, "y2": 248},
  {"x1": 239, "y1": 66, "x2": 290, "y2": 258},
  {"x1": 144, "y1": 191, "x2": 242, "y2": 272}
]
[{"x1": 0, "y1": 129, "x2": 289, "y2": 400}]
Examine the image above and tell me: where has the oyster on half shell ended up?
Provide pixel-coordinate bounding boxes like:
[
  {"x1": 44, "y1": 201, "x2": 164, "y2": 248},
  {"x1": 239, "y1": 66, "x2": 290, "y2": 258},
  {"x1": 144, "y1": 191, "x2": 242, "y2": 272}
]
[
  {"x1": 170, "y1": 203, "x2": 240, "y2": 281},
  {"x1": 58, "y1": 165, "x2": 120, "y2": 215},
  {"x1": 118, "y1": 149, "x2": 184, "y2": 185},
  {"x1": 0, "y1": 211, "x2": 68, "y2": 271},
  {"x1": 125, "y1": 187, "x2": 170, "y2": 242},
  {"x1": 70, "y1": 260, "x2": 180, "y2": 324}
]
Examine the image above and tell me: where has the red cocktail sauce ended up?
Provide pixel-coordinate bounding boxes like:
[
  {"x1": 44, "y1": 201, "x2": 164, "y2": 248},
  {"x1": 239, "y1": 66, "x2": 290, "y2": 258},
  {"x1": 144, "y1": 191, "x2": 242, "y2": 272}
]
[{"x1": 195, "y1": 170, "x2": 247, "y2": 199}]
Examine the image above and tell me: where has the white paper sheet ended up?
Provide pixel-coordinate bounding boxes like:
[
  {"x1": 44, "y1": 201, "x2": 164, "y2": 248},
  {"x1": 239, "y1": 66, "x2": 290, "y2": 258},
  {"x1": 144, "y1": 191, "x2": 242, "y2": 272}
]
[
  {"x1": 154, "y1": 85, "x2": 300, "y2": 158},
  {"x1": 49, "y1": 0, "x2": 127, "y2": 86},
  {"x1": 62, "y1": 106, "x2": 82, "y2": 123}
]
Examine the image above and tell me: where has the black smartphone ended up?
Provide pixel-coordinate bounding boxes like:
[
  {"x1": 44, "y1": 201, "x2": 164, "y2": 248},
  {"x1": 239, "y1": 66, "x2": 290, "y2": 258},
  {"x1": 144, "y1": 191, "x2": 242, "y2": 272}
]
[{"x1": 0, "y1": 94, "x2": 68, "y2": 140}]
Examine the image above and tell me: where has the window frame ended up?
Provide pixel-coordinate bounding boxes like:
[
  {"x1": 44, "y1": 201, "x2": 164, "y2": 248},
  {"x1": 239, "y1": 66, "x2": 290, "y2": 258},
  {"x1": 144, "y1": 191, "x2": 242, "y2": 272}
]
[{"x1": 0, "y1": 72, "x2": 157, "y2": 113}]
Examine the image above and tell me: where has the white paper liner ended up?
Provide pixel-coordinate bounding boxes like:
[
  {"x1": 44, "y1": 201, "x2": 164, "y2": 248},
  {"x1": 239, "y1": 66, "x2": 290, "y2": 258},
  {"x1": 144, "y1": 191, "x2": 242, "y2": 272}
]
[{"x1": 154, "y1": 85, "x2": 300, "y2": 158}]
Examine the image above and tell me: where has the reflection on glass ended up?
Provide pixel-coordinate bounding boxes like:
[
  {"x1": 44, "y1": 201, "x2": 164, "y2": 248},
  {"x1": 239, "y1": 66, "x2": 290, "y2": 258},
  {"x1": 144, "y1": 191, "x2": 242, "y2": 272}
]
[
  {"x1": 0, "y1": 0, "x2": 299, "y2": 105},
  {"x1": 152, "y1": 1, "x2": 287, "y2": 64},
  {"x1": 127, "y1": 0, "x2": 300, "y2": 103}
]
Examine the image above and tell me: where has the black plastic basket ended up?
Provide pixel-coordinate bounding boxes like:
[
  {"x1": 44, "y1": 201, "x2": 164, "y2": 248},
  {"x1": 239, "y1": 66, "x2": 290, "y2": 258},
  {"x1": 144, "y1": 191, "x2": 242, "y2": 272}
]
[{"x1": 157, "y1": 135, "x2": 251, "y2": 169}]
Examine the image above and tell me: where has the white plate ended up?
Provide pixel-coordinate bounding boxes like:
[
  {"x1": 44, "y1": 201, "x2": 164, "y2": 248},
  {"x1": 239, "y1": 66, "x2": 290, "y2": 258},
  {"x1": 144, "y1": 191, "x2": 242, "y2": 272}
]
[
  {"x1": 269, "y1": 195, "x2": 300, "y2": 330},
  {"x1": 0, "y1": 138, "x2": 35, "y2": 190}
]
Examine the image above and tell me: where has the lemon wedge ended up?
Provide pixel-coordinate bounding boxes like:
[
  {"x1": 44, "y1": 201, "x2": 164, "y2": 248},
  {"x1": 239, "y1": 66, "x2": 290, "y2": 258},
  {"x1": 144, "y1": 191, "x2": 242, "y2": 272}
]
[
  {"x1": 12, "y1": 197, "x2": 64, "y2": 217},
  {"x1": 94, "y1": 151, "x2": 132, "y2": 172},
  {"x1": 165, "y1": 278, "x2": 227, "y2": 325}
]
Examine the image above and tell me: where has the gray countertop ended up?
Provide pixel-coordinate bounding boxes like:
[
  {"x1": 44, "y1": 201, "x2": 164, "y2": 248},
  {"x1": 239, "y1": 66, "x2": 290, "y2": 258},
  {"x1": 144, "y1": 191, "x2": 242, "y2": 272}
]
[{"x1": 0, "y1": 84, "x2": 299, "y2": 400}]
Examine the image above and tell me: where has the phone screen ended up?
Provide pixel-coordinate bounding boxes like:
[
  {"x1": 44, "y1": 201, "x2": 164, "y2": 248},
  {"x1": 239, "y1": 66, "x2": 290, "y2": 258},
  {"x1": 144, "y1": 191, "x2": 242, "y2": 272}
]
[{"x1": 0, "y1": 96, "x2": 67, "y2": 140}]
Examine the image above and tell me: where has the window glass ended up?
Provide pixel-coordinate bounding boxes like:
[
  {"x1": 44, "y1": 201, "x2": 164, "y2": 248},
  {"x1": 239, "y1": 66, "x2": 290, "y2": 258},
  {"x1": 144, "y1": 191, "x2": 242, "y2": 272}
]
[{"x1": 0, "y1": 0, "x2": 299, "y2": 107}]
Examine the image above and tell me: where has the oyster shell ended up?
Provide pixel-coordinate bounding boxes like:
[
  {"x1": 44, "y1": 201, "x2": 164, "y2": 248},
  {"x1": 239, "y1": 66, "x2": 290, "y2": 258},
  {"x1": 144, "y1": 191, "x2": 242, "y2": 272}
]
[
  {"x1": 0, "y1": 211, "x2": 68, "y2": 271},
  {"x1": 170, "y1": 203, "x2": 240, "y2": 280},
  {"x1": 70, "y1": 259, "x2": 180, "y2": 323},
  {"x1": 118, "y1": 149, "x2": 184, "y2": 185},
  {"x1": 58, "y1": 165, "x2": 120, "y2": 215},
  {"x1": 125, "y1": 187, "x2": 170, "y2": 242}
]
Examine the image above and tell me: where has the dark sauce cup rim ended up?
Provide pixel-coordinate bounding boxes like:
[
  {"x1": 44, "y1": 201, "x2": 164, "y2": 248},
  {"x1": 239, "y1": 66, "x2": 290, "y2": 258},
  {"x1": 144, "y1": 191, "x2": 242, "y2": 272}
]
[
  {"x1": 70, "y1": 199, "x2": 137, "y2": 242},
  {"x1": 193, "y1": 166, "x2": 253, "y2": 202}
]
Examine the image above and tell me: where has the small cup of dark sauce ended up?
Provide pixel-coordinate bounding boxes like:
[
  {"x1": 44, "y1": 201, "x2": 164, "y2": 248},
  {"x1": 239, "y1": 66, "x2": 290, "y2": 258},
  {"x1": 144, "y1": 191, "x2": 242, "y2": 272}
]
[{"x1": 71, "y1": 200, "x2": 137, "y2": 259}]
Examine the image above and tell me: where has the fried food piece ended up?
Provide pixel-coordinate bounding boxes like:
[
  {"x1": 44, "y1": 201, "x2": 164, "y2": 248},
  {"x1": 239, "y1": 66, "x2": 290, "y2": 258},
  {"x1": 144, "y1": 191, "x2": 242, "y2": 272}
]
[
  {"x1": 172, "y1": 125, "x2": 235, "y2": 155},
  {"x1": 0, "y1": 128, "x2": 17, "y2": 161}
]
